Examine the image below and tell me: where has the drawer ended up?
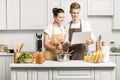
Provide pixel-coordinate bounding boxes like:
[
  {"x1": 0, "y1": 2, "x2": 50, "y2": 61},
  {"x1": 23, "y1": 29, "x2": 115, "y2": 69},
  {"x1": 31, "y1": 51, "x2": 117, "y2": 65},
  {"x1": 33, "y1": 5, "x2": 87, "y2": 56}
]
[{"x1": 53, "y1": 68, "x2": 94, "y2": 80}]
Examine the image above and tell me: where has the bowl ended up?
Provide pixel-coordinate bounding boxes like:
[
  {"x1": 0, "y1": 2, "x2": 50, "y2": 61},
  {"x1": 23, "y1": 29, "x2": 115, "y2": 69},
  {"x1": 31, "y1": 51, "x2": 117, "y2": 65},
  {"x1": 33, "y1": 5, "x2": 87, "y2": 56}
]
[{"x1": 23, "y1": 59, "x2": 33, "y2": 63}]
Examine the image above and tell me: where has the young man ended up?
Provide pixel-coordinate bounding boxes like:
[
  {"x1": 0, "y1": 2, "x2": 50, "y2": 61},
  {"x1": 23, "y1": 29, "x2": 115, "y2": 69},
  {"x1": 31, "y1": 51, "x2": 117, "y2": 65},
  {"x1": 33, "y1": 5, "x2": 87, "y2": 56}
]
[{"x1": 64, "y1": 2, "x2": 95, "y2": 60}]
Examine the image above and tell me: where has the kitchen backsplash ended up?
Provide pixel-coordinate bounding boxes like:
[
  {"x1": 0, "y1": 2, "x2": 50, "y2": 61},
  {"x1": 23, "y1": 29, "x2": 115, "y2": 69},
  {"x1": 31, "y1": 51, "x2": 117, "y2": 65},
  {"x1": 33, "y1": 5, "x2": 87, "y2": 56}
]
[
  {"x1": 0, "y1": 17, "x2": 120, "y2": 52},
  {"x1": 0, "y1": 30, "x2": 44, "y2": 52}
]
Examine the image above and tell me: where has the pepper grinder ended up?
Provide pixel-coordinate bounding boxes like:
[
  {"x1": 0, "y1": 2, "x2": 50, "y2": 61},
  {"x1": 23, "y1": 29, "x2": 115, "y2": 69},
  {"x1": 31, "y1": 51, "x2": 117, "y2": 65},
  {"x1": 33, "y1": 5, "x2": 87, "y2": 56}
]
[{"x1": 36, "y1": 33, "x2": 42, "y2": 52}]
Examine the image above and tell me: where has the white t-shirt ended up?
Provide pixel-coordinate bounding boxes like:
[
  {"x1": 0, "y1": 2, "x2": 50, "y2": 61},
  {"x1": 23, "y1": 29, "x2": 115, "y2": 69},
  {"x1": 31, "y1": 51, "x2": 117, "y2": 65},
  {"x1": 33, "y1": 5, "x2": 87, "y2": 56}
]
[
  {"x1": 64, "y1": 19, "x2": 96, "y2": 42},
  {"x1": 44, "y1": 24, "x2": 66, "y2": 42}
]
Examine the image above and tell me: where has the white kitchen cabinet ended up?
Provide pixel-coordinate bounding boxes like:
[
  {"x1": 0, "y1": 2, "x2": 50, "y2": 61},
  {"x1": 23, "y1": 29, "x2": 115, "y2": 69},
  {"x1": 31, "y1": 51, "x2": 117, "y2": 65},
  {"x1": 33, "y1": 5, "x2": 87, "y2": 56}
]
[
  {"x1": 11, "y1": 67, "x2": 115, "y2": 80},
  {"x1": 47, "y1": 0, "x2": 61, "y2": 24},
  {"x1": 0, "y1": 54, "x2": 14, "y2": 80},
  {"x1": 5, "y1": 55, "x2": 14, "y2": 80},
  {"x1": 11, "y1": 69, "x2": 52, "y2": 80},
  {"x1": 0, "y1": 56, "x2": 6, "y2": 80},
  {"x1": 1, "y1": 0, "x2": 48, "y2": 30},
  {"x1": 110, "y1": 54, "x2": 120, "y2": 80},
  {"x1": 113, "y1": 0, "x2": 120, "y2": 29},
  {"x1": 0, "y1": 0, "x2": 20, "y2": 30},
  {"x1": 21, "y1": 0, "x2": 48, "y2": 30},
  {"x1": 110, "y1": 56, "x2": 117, "y2": 63},
  {"x1": 11, "y1": 61, "x2": 116, "y2": 80},
  {"x1": 95, "y1": 68, "x2": 115, "y2": 80},
  {"x1": 53, "y1": 68, "x2": 94, "y2": 80},
  {"x1": 61, "y1": 0, "x2": 88, "y2": 26},
  {"x1": 88, "y1": 0, "x2": 113, "y2": 16},
  {"x1": 53, "y1": 67, "x2": 115, "y2": 80},
  {"x1": 110, "y1": 55, "x2": 117, "y2": 80},
  {"x1": 117, "y1": 56, "x2": 120, "y2": 80},
  {"x1": 7, "y1": 0, "x2": 20, "y2": 30},
  {"x1": 0, "y1": 0, "x2": 6, "y2": 30}
]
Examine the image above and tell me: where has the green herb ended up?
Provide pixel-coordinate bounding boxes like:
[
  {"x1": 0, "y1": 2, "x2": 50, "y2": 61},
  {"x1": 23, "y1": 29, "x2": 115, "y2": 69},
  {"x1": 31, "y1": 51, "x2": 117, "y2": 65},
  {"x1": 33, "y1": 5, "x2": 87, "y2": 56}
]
[{"x1": 18, "y1": 52, "x2": 32, "y2": 61}]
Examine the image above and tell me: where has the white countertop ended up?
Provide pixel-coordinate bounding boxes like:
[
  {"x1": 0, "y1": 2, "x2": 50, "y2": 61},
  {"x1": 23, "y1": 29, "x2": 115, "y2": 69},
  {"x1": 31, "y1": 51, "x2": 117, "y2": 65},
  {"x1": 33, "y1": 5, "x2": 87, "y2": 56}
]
[
  {"x1": 0, "y1": 52, "x2": 14, "y2": 55},
  {"x1": 0, "y1": 52, "x2": 120, "y2": 56},
  {"x1": 10, "y1": 60, "x2": 116, "y2": 68},
  {"x1": 110, "y1": 52, "x2": 120, "y2": 56}
]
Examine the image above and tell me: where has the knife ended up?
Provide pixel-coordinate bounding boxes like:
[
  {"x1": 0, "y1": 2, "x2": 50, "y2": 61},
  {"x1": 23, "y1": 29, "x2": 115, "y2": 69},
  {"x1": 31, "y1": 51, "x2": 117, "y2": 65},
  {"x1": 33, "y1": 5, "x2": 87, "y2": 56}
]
[{"x1": 98, "y1": 35, "x2": 101, "y2": 49}]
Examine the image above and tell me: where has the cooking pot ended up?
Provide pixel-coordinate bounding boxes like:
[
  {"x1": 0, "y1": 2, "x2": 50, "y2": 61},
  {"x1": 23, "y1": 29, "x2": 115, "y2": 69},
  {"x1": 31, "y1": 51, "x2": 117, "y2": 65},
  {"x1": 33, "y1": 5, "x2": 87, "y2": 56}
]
[
  {"x1": 57, "y1": 52, "x2": 70, "y2": 62},
  {"x1": 57, "y1": 50, "x2": 74, "y2": 62}
]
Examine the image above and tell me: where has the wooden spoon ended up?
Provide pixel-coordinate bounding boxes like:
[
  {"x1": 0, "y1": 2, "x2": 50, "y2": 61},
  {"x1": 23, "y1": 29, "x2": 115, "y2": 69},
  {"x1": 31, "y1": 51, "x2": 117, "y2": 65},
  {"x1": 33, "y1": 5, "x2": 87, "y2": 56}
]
[{"x1": 15, "y1": 43, "x2": 23, "y2": 53}]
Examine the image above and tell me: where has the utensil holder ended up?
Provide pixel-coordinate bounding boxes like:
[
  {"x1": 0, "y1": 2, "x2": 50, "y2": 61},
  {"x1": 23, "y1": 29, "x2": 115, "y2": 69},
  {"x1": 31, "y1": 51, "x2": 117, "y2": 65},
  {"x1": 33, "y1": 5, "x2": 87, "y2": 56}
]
[{"x1": 14, "y1": 52, "x2": 20, "y2": 63}]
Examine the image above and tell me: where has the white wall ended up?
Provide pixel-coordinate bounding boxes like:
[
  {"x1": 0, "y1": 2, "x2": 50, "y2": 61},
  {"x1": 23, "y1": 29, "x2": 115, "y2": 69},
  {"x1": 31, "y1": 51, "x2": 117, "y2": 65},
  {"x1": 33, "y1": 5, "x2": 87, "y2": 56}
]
[
  {"x1": 88, "y1": 16, "x2": 120, "y2": 44},
  {"x1": 0, "y1": 30, "x2": 43, "y2": 52},
  {"x1": 0, "y1": 16, "x2": 120, "y2": 52},
  {"x1": 1, "y1": 0, "x2": 120, "y2": 52}
]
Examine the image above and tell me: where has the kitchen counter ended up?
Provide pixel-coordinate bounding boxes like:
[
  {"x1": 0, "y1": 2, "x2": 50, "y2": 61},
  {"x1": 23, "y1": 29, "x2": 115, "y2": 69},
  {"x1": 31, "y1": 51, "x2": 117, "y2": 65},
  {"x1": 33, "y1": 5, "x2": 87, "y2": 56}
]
[
  {"x1": 110, "y1": 52, "x2": 120, "y2": 56},
  {"x1": 0, "y1": 52, "x2": 120, "y2": 56},
  {"x1": 0, "y1": 52, "x2": 117, "y2": 80},
  {"x1": 0, "y1": 52, "x2": 14, "y2": 55},
  {"x1": 10, "y1": 61, "x2": 116, "y2": 80},
  {"x1": 10, "y1": 60, "x2": 116, "y2": 68}
]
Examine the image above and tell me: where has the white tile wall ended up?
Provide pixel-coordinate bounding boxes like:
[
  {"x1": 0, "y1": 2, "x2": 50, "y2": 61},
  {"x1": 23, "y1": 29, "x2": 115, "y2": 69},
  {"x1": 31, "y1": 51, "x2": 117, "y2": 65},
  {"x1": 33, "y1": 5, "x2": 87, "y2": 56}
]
[
  {"x1": 0, "y1": 30, "x2": 43, "y2": 52},
  {"x1": 1, "y1": 16, "x2": 120, "y2": 52}
]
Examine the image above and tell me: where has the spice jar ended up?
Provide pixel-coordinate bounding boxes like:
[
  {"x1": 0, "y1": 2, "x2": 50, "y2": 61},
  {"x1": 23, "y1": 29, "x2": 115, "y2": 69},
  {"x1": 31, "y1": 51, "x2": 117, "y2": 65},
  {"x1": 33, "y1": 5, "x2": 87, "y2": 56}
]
[
  {"x1": 36, "y1": 52, "x2": 44, "y2": 64},
  {"x1": 4, "y1": 47, "x2": 8, "y2": 52},
  {"x1": 32, "y1": 53, "x2": 37, "y2": 63},
  {"x1": 4, "y1": 45, "x2": 8, "y2": 52}
]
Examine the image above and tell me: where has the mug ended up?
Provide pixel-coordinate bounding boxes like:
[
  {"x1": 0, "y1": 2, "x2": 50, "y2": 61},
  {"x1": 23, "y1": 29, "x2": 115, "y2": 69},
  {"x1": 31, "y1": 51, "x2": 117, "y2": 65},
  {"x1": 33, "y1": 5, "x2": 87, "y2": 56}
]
[{"x1": 8, "y1": 49, "x2": 14, "y2": 53}]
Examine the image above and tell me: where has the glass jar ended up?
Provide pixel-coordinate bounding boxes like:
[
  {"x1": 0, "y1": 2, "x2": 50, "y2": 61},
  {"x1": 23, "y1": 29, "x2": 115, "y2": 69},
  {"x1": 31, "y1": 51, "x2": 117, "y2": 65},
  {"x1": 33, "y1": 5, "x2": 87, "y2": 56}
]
[
  {"x1": 110, "y1": 41, "x2": 120, "y2": 52},
  {"x1": 32, "y1": 53, "x2": 37, "y2": 63},
  {"x1": 36, "y1": 52, "x2": 44, "y2": 64},
  {"x1": 4, "y1": 45, "x2": 8, "y2": 52}
]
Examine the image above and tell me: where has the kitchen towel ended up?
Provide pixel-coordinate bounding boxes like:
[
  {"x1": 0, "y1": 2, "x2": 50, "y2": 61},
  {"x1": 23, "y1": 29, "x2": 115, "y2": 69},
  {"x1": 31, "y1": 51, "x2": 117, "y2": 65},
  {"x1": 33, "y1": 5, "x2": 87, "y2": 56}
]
[{"x1": 102, "y1": 46, "x2": 110, "y2": 63}]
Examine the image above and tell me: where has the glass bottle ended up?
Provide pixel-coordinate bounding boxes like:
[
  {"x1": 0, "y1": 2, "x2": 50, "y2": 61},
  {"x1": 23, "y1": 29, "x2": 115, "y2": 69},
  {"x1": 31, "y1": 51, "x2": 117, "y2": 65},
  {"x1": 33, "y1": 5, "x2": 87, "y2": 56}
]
[{"x1": 36, "y1": 52, "x2": 44, "y2": 64}]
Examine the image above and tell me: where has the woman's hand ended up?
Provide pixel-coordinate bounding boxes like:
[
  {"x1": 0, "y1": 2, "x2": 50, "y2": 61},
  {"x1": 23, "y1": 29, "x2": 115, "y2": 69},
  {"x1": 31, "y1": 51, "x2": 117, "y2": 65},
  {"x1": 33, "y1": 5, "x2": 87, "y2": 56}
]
[
  {"x1": 56, "y1": 43, "x2": 62, "y2": 50},
  {"x1": 58, "y1": 44, "x2": 63, "y2": 50},
  {"x1": 59, "y1": 37, "x2": 65, "y2": 45},
  {"x1": 56, "y1": 41, "x2": 71, "y2": 51}
]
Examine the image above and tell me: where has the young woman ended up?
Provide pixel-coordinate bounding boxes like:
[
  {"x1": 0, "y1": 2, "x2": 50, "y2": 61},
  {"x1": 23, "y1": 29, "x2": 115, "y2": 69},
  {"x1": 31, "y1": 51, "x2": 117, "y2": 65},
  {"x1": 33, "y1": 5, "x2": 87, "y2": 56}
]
[
  {"x1": 65, "y1": 2, "x2": 95, "y2": 60},
  {"x1": 44, "y1": 8, "x2": 66, "y2": 60}
]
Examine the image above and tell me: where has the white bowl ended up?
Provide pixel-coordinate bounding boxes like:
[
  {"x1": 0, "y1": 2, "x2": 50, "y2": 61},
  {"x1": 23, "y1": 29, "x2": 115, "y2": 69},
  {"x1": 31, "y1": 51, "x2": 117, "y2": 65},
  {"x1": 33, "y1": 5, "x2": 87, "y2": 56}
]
[{"x1": 23, "y1": 59, "x2": 33, "y2": 63}]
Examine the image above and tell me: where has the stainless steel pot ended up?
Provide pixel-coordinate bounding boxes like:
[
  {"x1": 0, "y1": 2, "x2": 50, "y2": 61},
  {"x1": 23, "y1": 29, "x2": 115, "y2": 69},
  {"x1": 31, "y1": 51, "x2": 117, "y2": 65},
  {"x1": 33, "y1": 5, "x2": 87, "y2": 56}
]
[
  {"x1": 57, "y1": 52, "x2": 70, "y2": 62},
  {"x1": 57, "y1": 50, "x2": 74, "y2": 62}
]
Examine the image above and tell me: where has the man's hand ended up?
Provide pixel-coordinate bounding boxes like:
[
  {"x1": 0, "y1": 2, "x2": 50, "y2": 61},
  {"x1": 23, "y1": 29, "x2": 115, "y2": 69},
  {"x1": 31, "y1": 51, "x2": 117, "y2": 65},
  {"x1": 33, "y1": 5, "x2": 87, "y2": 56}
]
[{"x1": 85, "y1": 38, "x2": 94, "y2": 45}]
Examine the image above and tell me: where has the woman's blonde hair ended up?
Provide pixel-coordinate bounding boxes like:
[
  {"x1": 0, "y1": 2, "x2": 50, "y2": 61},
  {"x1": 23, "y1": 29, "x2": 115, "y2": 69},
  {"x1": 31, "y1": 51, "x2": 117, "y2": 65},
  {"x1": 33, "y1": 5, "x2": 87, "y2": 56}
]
[{"x1": 70, "y1": 2, "x2": 81, "y2": 12}]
